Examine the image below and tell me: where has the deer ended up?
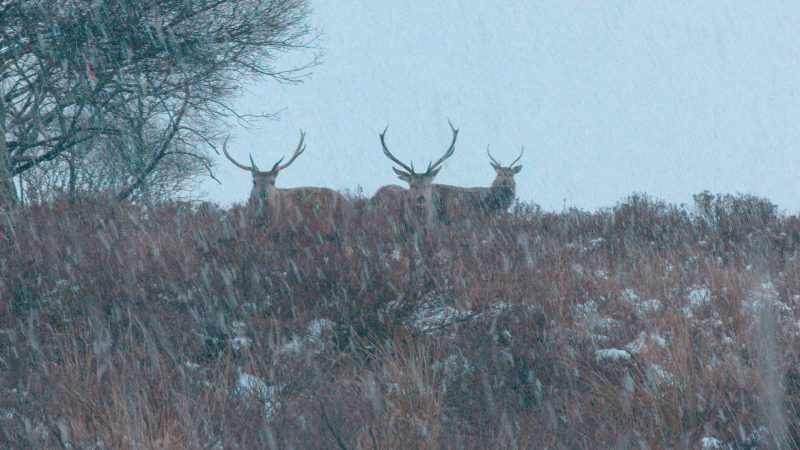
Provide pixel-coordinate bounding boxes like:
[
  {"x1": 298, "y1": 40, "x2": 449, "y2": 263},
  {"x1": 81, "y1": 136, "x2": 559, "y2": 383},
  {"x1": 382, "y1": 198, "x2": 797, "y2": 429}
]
[
  {"x1": 223, "y1": 131, "x2": 347, "y2": 243},
  {"x1": 369, "y1": 120, "x2": 459, "y2": 234},
  {"x1": 433, "y1": 145, "x2": 523, "y2": 224},
  {"x1": 369, "y1": 121, "x2": 458, "y2": 297}
]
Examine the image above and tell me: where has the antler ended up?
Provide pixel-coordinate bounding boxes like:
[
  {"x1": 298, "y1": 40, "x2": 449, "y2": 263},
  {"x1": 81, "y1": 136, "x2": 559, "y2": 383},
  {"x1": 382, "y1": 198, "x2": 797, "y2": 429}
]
[
  {"x1": 380, "y1": 125, "x2": 416, "y2": 174},
  {"x1": 222, "y1": 136, "x2": 255, "y2": 172},
  {"x1": 487, "y1": 144, "x2": 524, "y2": 168},
  {"x1": 487, "y1": 144, "x2": 501, "y2": 167},
  {"x1": 510, "y1": 145, "x2": 524, "y2": 167},
  {"x1": 425, "y1": 119, "x2": 458, "y2": 174},
  {"x1": 272, "y1": 129, "x2": 306, "y2": 173}
]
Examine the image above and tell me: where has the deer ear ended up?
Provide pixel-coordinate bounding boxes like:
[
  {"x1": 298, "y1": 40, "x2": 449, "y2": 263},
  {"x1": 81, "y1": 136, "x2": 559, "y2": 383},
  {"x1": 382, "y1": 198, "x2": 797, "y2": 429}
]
[
  {"x1": 429, "y1": 167, "x2": 442, "y2": 178},
  {"x1": 512, "y1": 165, "x2": 522, "y2": 174},
  {"x1": 393, "y1": 167, "x2": 411, "y2": 182},
  {"x1": 492, "y1": 163, "x2": 502, "y2": 172}
]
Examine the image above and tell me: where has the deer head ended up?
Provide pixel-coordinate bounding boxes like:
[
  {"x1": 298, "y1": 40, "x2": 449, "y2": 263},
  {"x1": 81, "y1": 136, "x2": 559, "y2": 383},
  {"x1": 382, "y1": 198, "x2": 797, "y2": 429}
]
[
  {"x1": 379, "y1": 120, "x2": 458, "y2": 226},
  {"x1": 223, "y1": 130, "x2": 306, "y2": 203},
  {"x1": 487, "y1": 145, "x2": 523, "y2": 195}
]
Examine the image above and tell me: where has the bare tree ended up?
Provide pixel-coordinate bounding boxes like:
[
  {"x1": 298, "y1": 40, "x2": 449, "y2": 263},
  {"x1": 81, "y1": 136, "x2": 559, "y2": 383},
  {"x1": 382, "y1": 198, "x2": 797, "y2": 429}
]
[
  {"x1": 0, "y1": 0, "x2": 316, "y2": 208},
  {"x1": 22, "y1": 120, "x2": 210, "y2": 204}
]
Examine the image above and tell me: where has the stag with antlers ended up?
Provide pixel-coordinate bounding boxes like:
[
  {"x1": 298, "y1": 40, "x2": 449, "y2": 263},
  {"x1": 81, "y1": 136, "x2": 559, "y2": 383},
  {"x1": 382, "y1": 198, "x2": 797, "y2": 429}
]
[
  {"x1": 370, "y1": 121, "x2": 459, "y2": 233},
  {"x1": 223, "y1": 131, "x2": 347, "y2": 241},
  {"x1": 433, "y1": 145, "x2": 523, "y2": 224}
]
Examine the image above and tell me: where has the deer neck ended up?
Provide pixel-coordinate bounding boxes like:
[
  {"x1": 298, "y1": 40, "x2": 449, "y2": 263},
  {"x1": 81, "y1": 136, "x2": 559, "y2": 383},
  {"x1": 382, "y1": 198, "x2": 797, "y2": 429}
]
[
  {"x1": 489, "y1": 181, "x2": 515, "y2": 210},
  {"x1": 406, "y1": 198, "x2": 433, "y2": 230},
  {"x1": 249, "y1": 184, "x2": 281, "y2": 220}
]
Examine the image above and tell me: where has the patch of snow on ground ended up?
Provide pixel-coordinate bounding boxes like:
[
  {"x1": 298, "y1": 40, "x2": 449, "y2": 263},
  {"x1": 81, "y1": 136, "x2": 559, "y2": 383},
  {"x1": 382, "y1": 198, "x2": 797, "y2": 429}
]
[
  {"x1": 621, "y1": 290, "x2": 662, "y2": 318},
  {"x1": 240, "y1": 301, "x2": 265, "y2": 313},
  {"x1": 742, "y1": 282, "x2": 791, "y2": 316},
  {"x1": 744, "y1": 427, "x2": 769, "y2": 448},
  {"x1": 635, "y1": 299, "x2": 662, "y2": 318},
  {"x1": 574, "y1": 300, "x2": 600, "y2": 316},
  {"x1": 683, "y1": 287, "x2": 711, "y2": 318},
  {"x1": 574, "y1": 299, "x2": 619, "y2": 344},
  {"x1": 236, "y1": 371, "x2": 274, "y2": 399},
  {"x1": 281, "y1": 336, "x2": 305, "y2": 354},
  {"x1": 589, "y1": 237, "x2": 605, "y2": 249},
  {"x1": 593, "y1": 318, "x2": 616, "y2": 332},
  {"x1": 184, "y1": 361, "x2": 202, "y2": 371},
  {"x1": 231, "y1": 336, "x2": 252, "y2": 350},
  {"x1": 688, "y1": 287, "x2": 710, "y2": 308},
  {"x1": 306, "y1": 318, "x2": 335, "y2": 341},
  {"x1": 700, "y1": 437, "x2": 731, "y2": 449},
  {"x1": 411, "y1": 303, "x2": 473, "y2": 334},
  {"x1": 625, "y1": 334, "x2": 646, "y2": 354},
  {"x1": 280, "y1": 318, "x2": 336, "y2": 355},
  {"x1": 230, "y1": 321, "x2": 251, "y2": 350},
  {"x1": 574, "y1": 299, "x2": 618, "y2": 335},
  {"x1": 624, "y1": 332, "x2": 669, "y2": 355},
  {"x1": 650, "y1": 334, "x2": 668, "y2": 348},
  {"x1": 235, "y1": 369, "x2": 283, "y2": 421},
  {"x1": 593, "y1": 269, "x2": 608, "y2": 279},
  {"x1": 484, "y1": 302, "x2": 510, "y2": 315},
  {"x1": 621, "y1": 289, "x2": 639, "y2": 302},
  {"x1": 596, "y1": 348, "x2": 632, "y2": 364},
  {"x1": 647, "y1": 363, "x2": 676, "y2": 387}
]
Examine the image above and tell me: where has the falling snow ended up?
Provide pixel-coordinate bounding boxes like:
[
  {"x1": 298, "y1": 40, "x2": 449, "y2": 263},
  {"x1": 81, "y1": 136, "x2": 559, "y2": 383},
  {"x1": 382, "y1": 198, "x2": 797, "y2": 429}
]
[{"x1": 2, "y1": 1, "x2": 800, "y2": 448}]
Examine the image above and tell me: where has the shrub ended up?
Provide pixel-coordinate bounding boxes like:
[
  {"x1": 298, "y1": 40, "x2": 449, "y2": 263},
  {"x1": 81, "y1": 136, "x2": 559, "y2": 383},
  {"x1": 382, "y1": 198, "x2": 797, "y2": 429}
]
[{"x1": 1, "y1": 193, "x2": 799, "y2": 448}]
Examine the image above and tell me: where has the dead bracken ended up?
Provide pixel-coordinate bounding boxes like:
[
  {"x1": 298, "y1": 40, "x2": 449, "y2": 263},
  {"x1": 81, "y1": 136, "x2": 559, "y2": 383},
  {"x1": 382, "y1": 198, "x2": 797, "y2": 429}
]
[{"x1": 1, "y1": 192, "x2": 799, "y2": 448}]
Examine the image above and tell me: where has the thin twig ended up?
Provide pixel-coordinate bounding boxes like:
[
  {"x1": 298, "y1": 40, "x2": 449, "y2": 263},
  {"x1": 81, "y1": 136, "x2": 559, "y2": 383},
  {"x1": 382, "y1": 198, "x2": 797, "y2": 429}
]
[{"x1": 311, "y1": 389, "x2": 348, "y2": 450}]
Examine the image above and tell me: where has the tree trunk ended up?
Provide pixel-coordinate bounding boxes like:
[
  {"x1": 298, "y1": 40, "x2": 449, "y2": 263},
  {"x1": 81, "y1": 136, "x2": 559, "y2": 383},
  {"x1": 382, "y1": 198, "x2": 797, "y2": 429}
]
[
  {"x1": 0, "y1": 138, "x2": 18, "y2": 209},
  {"x1": 67, "y1": 155, "x2": 77, "y2": 203}
]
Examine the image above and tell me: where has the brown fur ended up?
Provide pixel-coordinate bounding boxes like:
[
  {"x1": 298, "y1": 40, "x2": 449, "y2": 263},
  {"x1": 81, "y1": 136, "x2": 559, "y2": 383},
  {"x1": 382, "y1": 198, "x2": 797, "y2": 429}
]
[
  {"x1": 434, "y1": 159, "x2": 521, "y2": 224},
  {"x1": 248, "y1": 184, "x2": 347, "y2": 236},
  {"x1": 224, "y1": 132, "x2": 348, "y2": 238},
  {"x1": 371, "y1": 121, "x2": 459, "y2": 234},
  {"x1": 370, "y1": 184, "x2": 432, "y2": 235}
]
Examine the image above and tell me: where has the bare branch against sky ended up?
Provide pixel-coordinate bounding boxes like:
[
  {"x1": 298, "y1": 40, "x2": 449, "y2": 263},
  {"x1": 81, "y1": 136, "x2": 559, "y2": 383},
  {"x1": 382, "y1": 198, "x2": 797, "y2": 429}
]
[{"x1": 1, "y1": 0, "x2": 316, "y2": 207}]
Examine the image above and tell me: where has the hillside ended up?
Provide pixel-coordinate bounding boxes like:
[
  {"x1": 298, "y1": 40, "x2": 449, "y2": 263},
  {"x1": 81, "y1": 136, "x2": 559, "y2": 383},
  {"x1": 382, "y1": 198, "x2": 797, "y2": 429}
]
[{"x1": 1, "y1": 193, "x2": 799, "y2": 448}]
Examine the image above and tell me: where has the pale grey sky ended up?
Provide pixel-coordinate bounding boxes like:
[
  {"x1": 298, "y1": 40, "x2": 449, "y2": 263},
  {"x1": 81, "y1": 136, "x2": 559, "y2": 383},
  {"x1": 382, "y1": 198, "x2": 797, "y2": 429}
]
[{"x1": 203, "y1": 1, "x2": 800, "y2": 212}]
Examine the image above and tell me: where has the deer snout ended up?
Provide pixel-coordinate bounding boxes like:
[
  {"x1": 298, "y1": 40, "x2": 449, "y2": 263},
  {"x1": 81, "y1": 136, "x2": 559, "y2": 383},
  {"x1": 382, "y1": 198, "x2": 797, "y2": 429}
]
[{"x1": 416, "y1": 195, "x2": 427, "y2": 205}]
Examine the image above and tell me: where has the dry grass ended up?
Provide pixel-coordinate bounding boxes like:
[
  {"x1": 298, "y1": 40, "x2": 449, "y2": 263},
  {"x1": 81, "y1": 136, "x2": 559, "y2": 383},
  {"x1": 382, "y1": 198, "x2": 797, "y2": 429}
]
[{"x1": 1, "y1": 192, "x2": 799, "y2": 448}]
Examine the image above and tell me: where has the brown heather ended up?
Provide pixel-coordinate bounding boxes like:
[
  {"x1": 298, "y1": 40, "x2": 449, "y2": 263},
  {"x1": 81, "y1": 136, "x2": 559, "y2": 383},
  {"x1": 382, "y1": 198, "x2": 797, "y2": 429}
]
[{"x1": 1, "y1": 192, "x2": 799, "y2": 448}]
